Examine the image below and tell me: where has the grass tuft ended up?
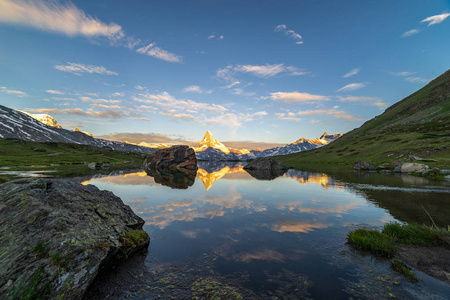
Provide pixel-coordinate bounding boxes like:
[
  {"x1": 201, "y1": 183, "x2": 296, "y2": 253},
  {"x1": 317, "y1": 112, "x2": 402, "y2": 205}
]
[
  {"x1": 347, "y1": 228, "x2": 398, "y2": 258},
  {"x1": 390, "y1": 259, "x2": 418, "y2": 282}
]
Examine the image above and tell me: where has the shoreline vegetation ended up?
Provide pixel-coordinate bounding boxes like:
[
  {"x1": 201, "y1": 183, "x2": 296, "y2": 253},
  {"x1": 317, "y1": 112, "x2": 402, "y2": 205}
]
[
  {"x1": 0, "y1": 139, "x2": 152, "y2": 183},
  {"x1": 347, "y1": 223, "x2": 450, "y2": 283}
]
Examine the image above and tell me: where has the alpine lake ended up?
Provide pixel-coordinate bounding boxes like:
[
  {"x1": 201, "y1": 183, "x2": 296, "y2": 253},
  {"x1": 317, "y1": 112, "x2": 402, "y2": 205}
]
[{"x1": 80, "y1": 161, "x2": 450, "y2": 300}]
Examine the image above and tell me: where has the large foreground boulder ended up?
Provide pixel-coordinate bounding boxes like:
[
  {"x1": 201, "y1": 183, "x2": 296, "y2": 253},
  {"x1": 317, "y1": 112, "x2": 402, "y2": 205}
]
[
  {"x1": 0, "y1": 179, "x2": 149, "y2": 300},
  {"x1": 143, "y1": 145, "x2": 198, "y2": 172}
]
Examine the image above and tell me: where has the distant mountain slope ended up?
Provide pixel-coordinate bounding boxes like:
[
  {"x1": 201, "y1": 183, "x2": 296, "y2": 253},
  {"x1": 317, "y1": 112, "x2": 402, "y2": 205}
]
[
  {"x1": 0, "y1": 105, "x2": 155, "y2": 153},
  {"x1": 195, "y1": 131, "x2": 341, "y2": 160},
  {"x1": 279, "y1": 69, "x2": 450, "y2": 168}
]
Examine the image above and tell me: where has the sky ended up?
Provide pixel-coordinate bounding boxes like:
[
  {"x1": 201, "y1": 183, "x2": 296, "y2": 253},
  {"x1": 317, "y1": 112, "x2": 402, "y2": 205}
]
[{"x1": 0, "y1": 0, "x2": 449, "y2": 149}]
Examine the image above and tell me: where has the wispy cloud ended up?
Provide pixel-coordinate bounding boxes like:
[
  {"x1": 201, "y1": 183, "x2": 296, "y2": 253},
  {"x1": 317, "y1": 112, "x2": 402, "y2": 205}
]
[
  {"x1": 336, "y1": 83, "x2": 366, "y2": 92},
  {"x1": 54, "y1": 62, "x2": 118, "y2": 76},
  {"x1": 296, "y1": 109, "x2": 362, "y2": 121},
  {"x1": 402, "y1": 28, "x2": 420, "y2": 37},
  {"x1": 0, "y1": 86, "x2": 28, "y2": 97},
  {"x1": 27, "y1": 107, "x2": 125, "y2": 119},
  {"x1": 135, "y1": 85, "x2": 146, "y2": 90},
  {"x1": 389, "y1": 71, "x2": 416, "y2": 76},
  {"x1": 208, "y1": 34, "x2": 224, "y2": 40},
  {"x1": 0, "y1": 0, "x2": 124, "y2": 41},
  {"x1": 182, "y1": 85, "x2": 212, "y2": 94},
  {"x1": 136, "y1": 43, "x2": 182, "y2": 63},
  {"x1": 343, "y1": 67, "x2": 361, "y2": 78},
  {"x1": 404, "y1": 77, "x2": 429, "y2": 84},
  {"x1": 275, "y1": 112, "x2": 302, "y2": 122},
  {"x1": 133, "y1": 91, "x2": 267, "y2": 130},
  {"x1": 421, "y1": 13, "x2": 450, "y2": 26},
  {"x1": 80, "y1": 97, "x2": 121, "y2": 104},
  {"x1": 274, "y1": 24, "x2": 303, "y2": 44},
  {"x1": 270, "y1": 92, "x2": 330, "y2": 104},
  {"x1": 389, "y1": 71, "x2": 429, "y2": 84},
  {"x1": 337, "y1": 96, "x2": 386, "y2": 108},
  {"x1": 45, "y1": 89, "x2": 64, "y2": 95},
  {"x1": 217, "y1": 64, "x2": 306, "y2": 83}
]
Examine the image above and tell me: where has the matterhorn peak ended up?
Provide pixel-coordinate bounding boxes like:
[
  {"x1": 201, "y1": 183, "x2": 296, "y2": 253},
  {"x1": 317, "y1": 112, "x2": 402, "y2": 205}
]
[{"x1": 196, "y1": 131, "x2": 230, "y2": 154}]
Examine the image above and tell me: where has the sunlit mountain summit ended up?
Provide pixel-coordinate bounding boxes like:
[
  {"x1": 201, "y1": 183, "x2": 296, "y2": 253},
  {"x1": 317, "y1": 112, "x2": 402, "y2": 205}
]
[{"x1": 195, "y1": 130, "x2": 231, "y2": 154}]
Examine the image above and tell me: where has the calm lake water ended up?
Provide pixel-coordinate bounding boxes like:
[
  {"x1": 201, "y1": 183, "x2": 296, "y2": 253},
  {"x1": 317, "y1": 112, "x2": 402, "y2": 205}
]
[{"x1": 83, "y1": 162, "x2": 450, "y2": 299}]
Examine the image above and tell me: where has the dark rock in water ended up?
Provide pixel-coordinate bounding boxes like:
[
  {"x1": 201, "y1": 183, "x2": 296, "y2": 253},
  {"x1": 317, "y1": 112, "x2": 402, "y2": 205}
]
[
  {"x1": 243, "y1": 157, "x2": 289, "y2": 171},
  {"x1": 353, "y1": 161, "x2": 371, "y2": 170},
  {"x1": 245, "y1": 168, "x2": 288, "y2": 180},
  {"x1": 146, "y1": 168, "x2": 196, "y2": 189},
  {"x1": 0, "y1": 178, "x2": 149, "y2": 300},
  {"x1": 243, "y1": 157, "x2": 288, "y2": 180},
  {"x1": 143, "y1": 145, "x2": 198, "y2": 172}
]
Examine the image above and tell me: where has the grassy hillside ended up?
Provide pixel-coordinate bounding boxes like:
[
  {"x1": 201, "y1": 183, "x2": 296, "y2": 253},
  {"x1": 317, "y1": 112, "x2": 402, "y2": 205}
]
[
  {"x1": 278, "y1": 70, "x2": 450, "y2": 170},
  {"x1": 0, "y1": 139, "x2": 151, "y2": 182}
]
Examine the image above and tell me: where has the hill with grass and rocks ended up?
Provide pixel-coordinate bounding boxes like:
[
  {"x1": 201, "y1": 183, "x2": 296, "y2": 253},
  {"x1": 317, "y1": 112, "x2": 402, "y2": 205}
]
[{"x1": 278, "y1": 69, "x2": 450, "y2": 169}]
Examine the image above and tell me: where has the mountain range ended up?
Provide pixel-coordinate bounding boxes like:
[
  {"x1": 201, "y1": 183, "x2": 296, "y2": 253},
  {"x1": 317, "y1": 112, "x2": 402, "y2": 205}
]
[
  {"x1": 0, "y1": 104, "x2": 341, "y2": 160},
  {"x1": 193, "y1": 130, "x2": 341, "y2": 160},
  {"x1": 0, "y1": 105, "x2": 156, "y2": 154}
]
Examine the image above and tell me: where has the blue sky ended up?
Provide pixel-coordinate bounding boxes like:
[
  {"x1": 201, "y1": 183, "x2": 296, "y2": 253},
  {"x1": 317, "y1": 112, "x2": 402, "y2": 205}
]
[{"x1": 0, "y1": 0, "x2": 449, "y2": 148}]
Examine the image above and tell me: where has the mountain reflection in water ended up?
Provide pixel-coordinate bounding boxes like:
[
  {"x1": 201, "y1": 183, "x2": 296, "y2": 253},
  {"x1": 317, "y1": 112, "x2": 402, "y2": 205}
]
[{"x1": 83, "y1": 162, "x2": 450, "y2": 299}]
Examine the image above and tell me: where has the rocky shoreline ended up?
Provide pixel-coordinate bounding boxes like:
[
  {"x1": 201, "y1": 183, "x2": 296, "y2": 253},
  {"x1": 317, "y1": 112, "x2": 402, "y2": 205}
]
[{"x1": 0, "y1": 178, "x2": 150, "y2": 300}]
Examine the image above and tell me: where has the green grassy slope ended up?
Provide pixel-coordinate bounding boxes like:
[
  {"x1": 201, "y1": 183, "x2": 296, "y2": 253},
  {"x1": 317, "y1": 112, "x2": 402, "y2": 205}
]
[
  {"x1": 0, "y1": 139, "x2": 151, "y2": 181},
  {"x1": 278, "y1": 70, "x2": 450, "y2": 170}
]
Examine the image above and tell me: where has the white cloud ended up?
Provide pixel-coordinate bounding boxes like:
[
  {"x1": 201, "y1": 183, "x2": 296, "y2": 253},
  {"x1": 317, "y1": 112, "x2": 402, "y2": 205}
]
[
  {"x1": 217, "y1": 64, "x2": 306, "y2": 83},
  {"x1": 389, "y1": 71, "x2": 416, "y2": 76},
  {"x1": 135, "y1": 85, "x2": 146, "y2": 90},
  {"x1": 134, "y1": 91, "x2": 227, "y2": 113},
  {"x1": 45, "y1": 89, "x2": 64, "y2": 95},
  {"x1": 296, "y1": 109, "x2": 362, "y2": 121},
  {"x1": 336, "y1": 83, "x2": 366, "y2": 92},
  {"x1": 421, "y1": 13, "x2": 450, "y2": 26},
  {"x1": 275, "y1": 112, "x2": 302, "y2": 122},
  {"x1": 54, "y1": 62, "x2": 118, "y2": 76},
  {"x1": 337, "y1": 96, "x2": 386, "y2": 108},
  {"x1": 402, "y1": 29, "x2": 420, "y2": 37},
  {"x1": 0, "y1": 86, "x2": 28, "y2": 97},
  {"x1": 270, "y1": 92, "x2": 330, "y2": 104},
  {"x1": 136, "y1": 43, "x2": 182, "y2": 63},
  {"x1": 80, "y1": 97, "x2": 121, "y2": 104},
  {"x1": 404, "y1": 77, "x2": 429, "y2": 84},
  {"x1": 132, "y1": 91, "x2": 266, "y2": 130},
  {"x1": 182, "y1": 85, "x2": 212, "y2": 94},
  {"x1": 112, "y1": 92, "x2": 125, "y2": 97},
  {"x1": 343, "y1": 67, "x2": 361, "y2": 78},
  {"x1": 27, "y1": 107, "x2": 125, "y2": 119},
  {"x1": 0, "y1": 0, "x2": 124, "y2": 41},
  {"x1": 208, "y1": 34, "x2": 224, "y2": 40},
  {"x1": 275, "y1": 24, "x2": 303, "y2": 44}
]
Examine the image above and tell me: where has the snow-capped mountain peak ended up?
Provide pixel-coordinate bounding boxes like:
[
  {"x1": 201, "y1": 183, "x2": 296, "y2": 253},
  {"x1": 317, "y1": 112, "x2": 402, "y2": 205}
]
[
  {"x1": 196, "y1": 131, "x2": 230, "y2": 154},
  {"x1": 21, "y1": 111, "x2": 63, "y2": 129}
]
